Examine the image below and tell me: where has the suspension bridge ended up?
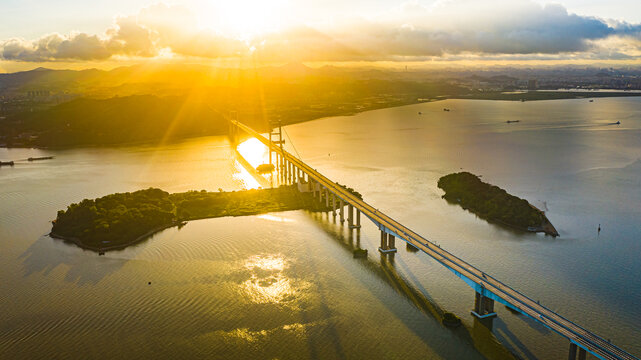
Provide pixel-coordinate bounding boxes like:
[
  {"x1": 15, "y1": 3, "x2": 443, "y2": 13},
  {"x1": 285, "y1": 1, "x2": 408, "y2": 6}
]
[{"x1": 229, "y1": 119, "x2": 639, "y2": 360}]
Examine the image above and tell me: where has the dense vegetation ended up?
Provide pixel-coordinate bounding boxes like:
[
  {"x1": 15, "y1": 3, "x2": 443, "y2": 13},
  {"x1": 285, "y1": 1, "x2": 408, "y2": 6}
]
[
  {"x1": 51, "y1": 185, "x2": 331, "y2": 250},
  {"x1": 0, "y1": 63, "x2": 469, "y2": 148},
  {"x1": 2, "y1": 95, "x2": 230, "y2": 147},
  {"x1": 437, "y1": 172, "x2": 545, "y2": 230}
]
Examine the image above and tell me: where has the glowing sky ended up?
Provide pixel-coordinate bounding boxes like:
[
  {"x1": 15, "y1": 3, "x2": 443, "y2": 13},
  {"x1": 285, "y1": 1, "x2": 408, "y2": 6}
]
[{"x1": 1, "y1": 0, "x2": 640, "y2": 68}]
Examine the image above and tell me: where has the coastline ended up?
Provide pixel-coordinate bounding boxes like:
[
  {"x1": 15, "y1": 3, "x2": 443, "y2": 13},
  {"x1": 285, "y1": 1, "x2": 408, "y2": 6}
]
[
  {"x1": 49, "y1": 221, "x2": 183, "y2": 252},
  {"x1": 438, "y1": 172, "x2": 559, "y2": 237},
  {"x1": 49, "y1": 186, "x2": 334, "y2": 253},
  {"x1": 6, "y1": 91, "x2": 641, "y2": 150}
]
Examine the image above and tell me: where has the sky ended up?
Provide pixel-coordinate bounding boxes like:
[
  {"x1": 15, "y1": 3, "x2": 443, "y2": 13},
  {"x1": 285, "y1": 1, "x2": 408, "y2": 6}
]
[{"x1": 1, "y1": 0, "x2": 641, "y2": 71}]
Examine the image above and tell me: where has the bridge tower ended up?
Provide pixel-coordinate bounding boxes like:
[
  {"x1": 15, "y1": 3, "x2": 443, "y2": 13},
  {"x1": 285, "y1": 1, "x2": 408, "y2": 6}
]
[
  {"x1": 228, "y1": 110, "x2": 239, "y2": 146},
  {"x1": 268, "y1": 119, "x2": 285, "y2": 166}
]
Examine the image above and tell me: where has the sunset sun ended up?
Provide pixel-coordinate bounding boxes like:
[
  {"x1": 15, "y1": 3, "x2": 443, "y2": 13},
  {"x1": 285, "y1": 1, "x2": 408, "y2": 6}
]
[{"x1": 199, "y1": 0, "x2": 290, "y2": 38}]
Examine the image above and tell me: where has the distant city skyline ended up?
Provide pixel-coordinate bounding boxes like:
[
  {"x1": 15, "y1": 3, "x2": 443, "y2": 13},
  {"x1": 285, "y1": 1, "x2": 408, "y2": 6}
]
[{"x1": 1, "y1": 0, "x2": 641, "y2": 71}]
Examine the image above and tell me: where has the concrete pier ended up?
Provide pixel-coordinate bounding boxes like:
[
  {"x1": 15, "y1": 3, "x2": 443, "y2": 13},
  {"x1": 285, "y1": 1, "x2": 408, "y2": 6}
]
[
  {"x1": 472, "y1": 291, "x2": 497, "y2": 319},
  {"x1": 325, "y1": 188, "x2": 330, "y2": 208},
  {"x1": 568, "y1": 345, "x2": 587, "y2": 360},
  {"x1": 569, "y1": 343, "x2": 577, "y2": 360},
  {"x1": 332, "y1": 194, "x2": 337, "y2": 217},
  {"x1": 578, "y1": 348, "x2": 586, "y2": 360},
  {"x1": 378, "y1": 231, "x2": 397, "y2": 253},
  {"x1": 339, "y1": 200, "x2": 345, "y2": 223},
  {"x1": 348, "y1": 205, "x2": 354, "y2": 227}
]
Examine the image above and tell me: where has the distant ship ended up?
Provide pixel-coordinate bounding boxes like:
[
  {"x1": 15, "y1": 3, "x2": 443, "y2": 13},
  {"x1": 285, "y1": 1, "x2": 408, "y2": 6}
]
[
  {"x1": 418, "y1": 111, "x2": 422, "y2": 115},
  {"x1": 589, "y1": 99, "x2": 594, "y2": 102},
  {"x1": 443, "y1": 108, "x2": 450, "y2": 112},
  {"x1": 506, "y1": 120, "x2": 520, "y2": 124},
  {"x1": 27, "y1": 156, "x2": 54, "y2": 161}
]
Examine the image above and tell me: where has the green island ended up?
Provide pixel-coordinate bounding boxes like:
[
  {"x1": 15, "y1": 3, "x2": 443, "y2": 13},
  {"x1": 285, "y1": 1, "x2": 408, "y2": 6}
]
[
  {"x1": 437, "y1": 172, "x2": 558, "y2": 236},
  {"x1": 50, "y1": 185, "x2": 338, "y2": 252}
]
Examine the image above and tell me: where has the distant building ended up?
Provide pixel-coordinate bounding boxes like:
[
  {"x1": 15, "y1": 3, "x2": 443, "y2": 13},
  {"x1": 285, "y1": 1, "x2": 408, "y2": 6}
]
[
  {"x1": 27, "y1": 90, "x2": 50, "y2": 98},
  {"x1": 527, "y1": 79, "x2": 538, "y2": 90}
]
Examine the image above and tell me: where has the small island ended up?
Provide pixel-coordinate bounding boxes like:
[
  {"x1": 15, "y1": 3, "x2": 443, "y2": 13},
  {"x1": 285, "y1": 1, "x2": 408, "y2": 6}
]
[
  {"x1": 437, "y1": 172, "x2": 558, "y2": 236},
  {"x1": 51, "y1": 185, "x2": 334, "y2": 252}
]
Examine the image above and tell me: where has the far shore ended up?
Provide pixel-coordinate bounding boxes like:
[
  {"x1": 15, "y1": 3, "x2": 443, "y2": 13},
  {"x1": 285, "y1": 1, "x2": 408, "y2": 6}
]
[{"x1": 3, "y1": 90, "x2": 640, "y2": 151}]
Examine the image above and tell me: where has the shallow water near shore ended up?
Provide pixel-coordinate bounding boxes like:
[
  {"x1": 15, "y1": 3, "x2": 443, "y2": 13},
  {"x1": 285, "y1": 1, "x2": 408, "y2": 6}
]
[{"x1": 1, "y1": 97, "x2": 641, "y2": 359}]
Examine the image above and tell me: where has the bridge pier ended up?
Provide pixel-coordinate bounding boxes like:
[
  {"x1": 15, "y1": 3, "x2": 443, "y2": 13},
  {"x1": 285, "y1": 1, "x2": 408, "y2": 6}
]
[
  {"x1": 347, "y1": 205, "x2": 354, "y2": 227},
  {"x1": 325, "y1": 188, "x2": 330, "y2": 208},
  {"x1": 356, "y1": 210, "x2": 361, "y2": 228},
  {"x1": 568, "y1": 343, "x2": 577, "y2": 360},
  {"x1": 283, "y1": 160, "x2": 287, "y2": 183},
  {"x1": 472, "y1": 291, "x2": 497, "y2": 319},
  {"x1": 568, "y1": 344, "x2": 587, "y2": 360},
  {"x1": 339, "y1": 200, "x2": 345, "y2": 223},
  {"x1": 378, "y1": 231, "x2": 397, "y2": 253},
  {"x1": 280, "y1": 157, "x2": 285, "y2": 182},
  {"x1": 286, "y1": 160, "x2": 290, "y2": 183},
  {"x1": 331, "y1": 194, "x2": 336, "y2": 217}
]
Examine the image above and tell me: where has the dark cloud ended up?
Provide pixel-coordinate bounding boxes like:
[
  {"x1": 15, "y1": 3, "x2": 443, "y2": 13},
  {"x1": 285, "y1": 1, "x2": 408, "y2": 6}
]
[
  {"x1": 252, "y1": 2, "x2": 641, "y2": 61},
  {"x1": 1, "y1": 33, "x2": 111, "y2": 61}
]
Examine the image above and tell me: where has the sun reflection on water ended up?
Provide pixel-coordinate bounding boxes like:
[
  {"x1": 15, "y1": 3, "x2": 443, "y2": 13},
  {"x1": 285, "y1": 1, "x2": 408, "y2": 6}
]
[
  {"x1": 237, "y1": 138, "x2": 269, "y2": 168},
  {"x1": 241, "y1": 254, "x2": 301, "y2": 305},
  {"x1": 256, "y1": 214, "x2": 295, "y2": 223},
  {"x1": 233, "y1": 160, "x2": 262, "y2": 189},
  {"x1": 233, "y1": 137, "x2": 273, "y2": 189}
]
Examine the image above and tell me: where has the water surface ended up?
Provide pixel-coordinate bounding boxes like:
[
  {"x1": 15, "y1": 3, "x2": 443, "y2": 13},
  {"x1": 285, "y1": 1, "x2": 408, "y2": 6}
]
[{"x1": 1, "y1": 97, "x2": 640, "y2": 359}]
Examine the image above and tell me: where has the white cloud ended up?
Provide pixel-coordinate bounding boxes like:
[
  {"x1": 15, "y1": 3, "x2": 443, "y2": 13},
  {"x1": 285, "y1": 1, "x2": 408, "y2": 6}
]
[{"x1": 1, "y1": 0, "x2": 640, "y2": 62}]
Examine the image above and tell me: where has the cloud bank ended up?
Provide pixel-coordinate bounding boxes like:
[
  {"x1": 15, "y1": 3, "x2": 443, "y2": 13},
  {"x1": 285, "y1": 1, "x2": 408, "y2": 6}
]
[{"x1": 1, "y1": 0, "x2": 640, "y2": 63}]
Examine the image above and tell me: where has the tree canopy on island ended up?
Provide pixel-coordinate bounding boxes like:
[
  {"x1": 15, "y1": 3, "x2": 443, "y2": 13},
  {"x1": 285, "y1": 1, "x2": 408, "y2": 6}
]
[
  {"x1": 437, "y1": 172, "x2": 544, "y2": 229},
  {"x1": 52, "y1": 188, "x2": 176, "y2": 247},
  {"x1": 51, "y1": 185, "x2": 332, "y2": 250}
]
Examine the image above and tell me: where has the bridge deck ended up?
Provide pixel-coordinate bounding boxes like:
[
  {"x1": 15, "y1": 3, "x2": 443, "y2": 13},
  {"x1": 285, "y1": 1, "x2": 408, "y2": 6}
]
[{"x1": 231, "y1": 120, "x2": 638, "y2": 360}]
